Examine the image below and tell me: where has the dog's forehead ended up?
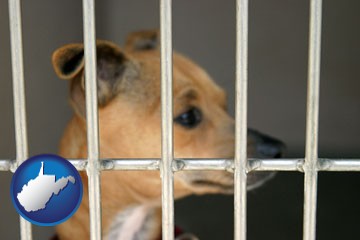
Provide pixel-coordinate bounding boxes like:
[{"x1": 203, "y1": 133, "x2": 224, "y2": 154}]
[
  {"x1": 173, "y1": 53, "x2": 226, "y2": 101},
  {"x1": 128, "y1": 50, "x2": 226, "y2": 106}
]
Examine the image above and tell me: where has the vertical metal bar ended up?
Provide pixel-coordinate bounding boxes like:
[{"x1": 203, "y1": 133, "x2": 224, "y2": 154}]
[
  {"x1": 160, "y1": 0, "x2": 174, "y2": 239},
  {"x1": 234, "y1": 0, "x2": 248, "y2": 239},
  {"x1": 8, "y1": 0, "x2": 33, "y2": 239},
  {"x1": 82, "y1": 0, "x2": 102, "y2": 239},
  {"x1": 303, "y1": 0, "x2": 322, "y2": 240}
]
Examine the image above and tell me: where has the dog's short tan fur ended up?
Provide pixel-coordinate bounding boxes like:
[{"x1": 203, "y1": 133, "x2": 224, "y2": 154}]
[{"x1": 52, "y1": 30, "x2": 281, "y2": 240}]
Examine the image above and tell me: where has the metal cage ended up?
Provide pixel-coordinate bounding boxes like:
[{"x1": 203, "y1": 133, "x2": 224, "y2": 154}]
[{"x1": 3, "y1": 0, "x2": 360, "y2": 239}]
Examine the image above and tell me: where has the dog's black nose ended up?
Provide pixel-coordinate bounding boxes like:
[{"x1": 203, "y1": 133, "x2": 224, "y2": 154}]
[
  {"x1": 248, "y1": 129, "x2": 286, "y2": 158},
  {"x1": 257, "y1": 135, "x2": 285, "y2": 158}
]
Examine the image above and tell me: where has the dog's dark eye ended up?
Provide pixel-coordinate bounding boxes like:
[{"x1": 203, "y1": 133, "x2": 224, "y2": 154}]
[{"x1": 174, "y1": 107, "x2": 203, "y2": 129}]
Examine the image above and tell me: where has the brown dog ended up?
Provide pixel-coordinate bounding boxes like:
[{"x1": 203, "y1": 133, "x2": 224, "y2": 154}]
[{"x1": 52, "y1": 30, "x2": 284, "y2": 240}]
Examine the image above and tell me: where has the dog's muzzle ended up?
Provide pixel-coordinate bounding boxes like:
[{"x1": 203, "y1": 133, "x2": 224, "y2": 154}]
[
  {"x1": 178, "y1": 128, "x2": 286, "y2": 193},
  {"x1": 248, "y1": 128, "x2": 285, "y2": 159},
  {"x1": 247, "y1": 128, "x2": 286, "y2": 190}
]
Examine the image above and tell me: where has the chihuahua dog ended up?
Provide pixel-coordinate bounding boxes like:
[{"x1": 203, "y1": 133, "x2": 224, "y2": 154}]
[{"x1": 52, "y1": 30, "x2": 284, "y2": 240}]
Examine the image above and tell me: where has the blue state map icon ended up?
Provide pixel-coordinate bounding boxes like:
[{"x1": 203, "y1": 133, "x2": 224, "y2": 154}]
[{"x1": 11, "y1": 154, "x2": 83, "y2": 226}]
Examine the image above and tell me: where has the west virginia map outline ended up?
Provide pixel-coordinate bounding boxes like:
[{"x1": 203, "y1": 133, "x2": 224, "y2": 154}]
[{"x1": 17, "y1": 162, "x2": 75, "y2": 212}]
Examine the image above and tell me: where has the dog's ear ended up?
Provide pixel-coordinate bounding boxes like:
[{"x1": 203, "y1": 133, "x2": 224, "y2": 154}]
[
  {"x1": 52, "y1": 40, "x2": 139, "y2": 115},
  {"x1": 52, "y1": 43, "x2": 85, "y2": 80},
  {"x1": 125, "y1": 30, "x2": 159, "y2": 51}
]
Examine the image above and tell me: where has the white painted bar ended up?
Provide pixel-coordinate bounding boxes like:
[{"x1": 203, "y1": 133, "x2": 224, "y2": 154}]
[
  {"x1": 248, "y1": 159, "x2": 305, "y2": 172},
  {"x1": 234, "y1": 0, "x2": 249, "y2": 239},
  {"x1": 100, "y1": 159, "x2": 160, "y2": 171},
  {"x1": 174, "y1": 158, "x2": 234, "y2": 172},
  {"x1": 318, "y1": 159, "x2": 360, "y2": 171},
  {"x1": 303, "y1": 0, "x2": 323, "y2": 240},
  {"x1": 8, "y1": 0, "x2": 33, "y2": 238},
  {"x1": 82, "y1": 0, "x2": 102, "y2": 239},
  {"x1": 160, "y1": 0, "x2": 175, "y2": 239},
  {"x1": 1, "y1": 159, "x2": 360, "y2": 172}
]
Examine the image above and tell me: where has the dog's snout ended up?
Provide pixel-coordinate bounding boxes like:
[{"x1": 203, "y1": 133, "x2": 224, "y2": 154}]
[
  {"x1": 248, "y1": 129, "x2": 286, "y2": 158},
  {"x1": 257, "y1": 136, "x2": 285, "y2": 158},
  {"x1": 245, "y1": 129, "x2": 286, "y2": 190}
]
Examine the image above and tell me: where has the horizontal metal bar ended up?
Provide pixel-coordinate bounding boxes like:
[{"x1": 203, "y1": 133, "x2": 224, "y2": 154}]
[
  {"x1": 318, "y1": 158, "x2": 360, "y2": 172},
  {"x1": 101, "y1": 159, "x2": 160, "y2": 171},
  {"x1": 1, "y1": 158, "x2": 359, "y2": 172},
  {"x1": 174, "y1": 158, "x2": 234, "y2": 172},
  {"x1": 0, "y1": 160, "x2": 13, "y2": 171},
  {"x1": 248, "y1": 158, "x2": 305, "y2": 172}
]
